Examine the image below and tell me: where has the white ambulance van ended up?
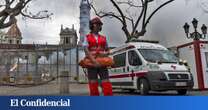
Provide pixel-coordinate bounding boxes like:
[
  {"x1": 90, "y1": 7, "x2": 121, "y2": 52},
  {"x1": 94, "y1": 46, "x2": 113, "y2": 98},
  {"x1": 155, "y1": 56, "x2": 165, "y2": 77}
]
[{"x1": 109, "y1": 41, "x2": 194, "y2": 95}]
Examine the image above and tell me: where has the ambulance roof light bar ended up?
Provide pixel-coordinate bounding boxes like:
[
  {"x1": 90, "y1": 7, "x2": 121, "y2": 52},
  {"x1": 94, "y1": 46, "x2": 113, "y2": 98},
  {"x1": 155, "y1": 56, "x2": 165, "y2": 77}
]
[
  {"x1": 129, "y1": 39, "x2": 159, "y2": 44},
  {"x1": 110, "y1": 44, "x2": 135, "y2": 55}
]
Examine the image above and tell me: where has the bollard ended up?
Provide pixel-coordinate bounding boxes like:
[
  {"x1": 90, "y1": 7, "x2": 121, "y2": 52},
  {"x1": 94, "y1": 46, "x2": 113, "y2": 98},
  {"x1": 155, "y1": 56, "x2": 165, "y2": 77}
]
[{"x1": 60, "y1": 71, "x2": 70, "y2": 94}]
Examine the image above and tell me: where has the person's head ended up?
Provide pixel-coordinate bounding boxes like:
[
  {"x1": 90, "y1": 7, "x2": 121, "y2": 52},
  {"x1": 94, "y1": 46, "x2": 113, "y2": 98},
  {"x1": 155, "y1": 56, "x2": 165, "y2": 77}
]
[{"x1": 89, "y1": 17, "x2": 103, "y2": 33}]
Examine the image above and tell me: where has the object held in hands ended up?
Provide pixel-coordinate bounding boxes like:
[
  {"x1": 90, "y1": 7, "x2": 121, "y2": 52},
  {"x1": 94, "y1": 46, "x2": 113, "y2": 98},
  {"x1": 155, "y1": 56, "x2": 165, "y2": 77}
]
[{"x1": 79, "y1": 56, "x2": 114, "y2": 68}]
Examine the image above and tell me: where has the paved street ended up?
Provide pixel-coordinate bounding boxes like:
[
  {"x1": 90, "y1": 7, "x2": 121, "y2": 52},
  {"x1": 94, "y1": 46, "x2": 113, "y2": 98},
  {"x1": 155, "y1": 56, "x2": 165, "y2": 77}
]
[
  {"x1": 0, "y1": 79, "x2": 208, "y2": 96},
  {"x1": 0, "y1": 80, "x2": 89, "y2": 96},
  {"x1": 114, "y1": 89, "x2": 208, "y2": 96}
]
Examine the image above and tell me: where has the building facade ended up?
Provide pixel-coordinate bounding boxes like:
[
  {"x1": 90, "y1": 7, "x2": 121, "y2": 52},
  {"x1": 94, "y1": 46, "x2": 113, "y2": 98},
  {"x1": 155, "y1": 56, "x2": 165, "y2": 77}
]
[
  {"x1": 0, "y1": 22, "x2": 22, "y2": 44},
  {"x1": 59, "y1": 25, "x2": 77, "y2": 47}
]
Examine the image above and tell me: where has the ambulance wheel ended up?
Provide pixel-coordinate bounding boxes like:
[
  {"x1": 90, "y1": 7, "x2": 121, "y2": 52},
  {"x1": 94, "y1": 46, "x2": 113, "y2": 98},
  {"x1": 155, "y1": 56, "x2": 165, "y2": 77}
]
[
  {"x1": 177, "y1": 89, "x2": 187, "y2": 95},
  {"x1": 139, "y1": 79, "x2": 150, "y2": 95}
]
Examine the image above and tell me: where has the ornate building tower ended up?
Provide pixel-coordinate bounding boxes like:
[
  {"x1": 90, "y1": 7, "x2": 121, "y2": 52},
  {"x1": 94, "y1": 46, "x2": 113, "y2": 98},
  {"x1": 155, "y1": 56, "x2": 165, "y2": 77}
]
[
  {"x1": 77, "y1": 0, "x2": 91, "y2": 82},
  {"x1": 5, "y1": 22, "x2": 22, "y2": 44},
  {"x1": 59, "y1": 25, "x2": 77, "y2": 47},
  {"x1": 79, "y1": 0, "x2": 91, "y2": 44}
]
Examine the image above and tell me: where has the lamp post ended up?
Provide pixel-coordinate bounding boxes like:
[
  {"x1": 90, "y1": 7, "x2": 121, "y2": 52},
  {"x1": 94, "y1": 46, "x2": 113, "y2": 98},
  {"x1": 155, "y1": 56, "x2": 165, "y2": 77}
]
[
  {"x1": 183, "y1": 18, "x2": 207, "y2": 90},
  {"x1": 183, "y1": 18, "x2": 207, "y2": 40},
  {"x1": 25, "y1": 55, "x2": 28, "y2": 75}
]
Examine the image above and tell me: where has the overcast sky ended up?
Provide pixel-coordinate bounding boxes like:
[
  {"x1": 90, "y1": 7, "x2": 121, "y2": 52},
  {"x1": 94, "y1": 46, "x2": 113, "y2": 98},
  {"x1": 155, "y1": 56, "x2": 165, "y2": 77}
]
[
  {"x1": 16, "y1": 0, "x2": 80, "y2": 44},
  {"x1": 4, "y1": 0, "x2": 208, "y2": 47}
]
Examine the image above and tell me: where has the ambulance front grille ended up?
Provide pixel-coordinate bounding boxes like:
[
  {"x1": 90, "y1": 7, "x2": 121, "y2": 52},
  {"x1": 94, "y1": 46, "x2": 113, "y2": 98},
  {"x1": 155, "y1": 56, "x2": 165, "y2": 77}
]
[{"x1": 168, "y1": 74, "x2": 189, "y2": 80}]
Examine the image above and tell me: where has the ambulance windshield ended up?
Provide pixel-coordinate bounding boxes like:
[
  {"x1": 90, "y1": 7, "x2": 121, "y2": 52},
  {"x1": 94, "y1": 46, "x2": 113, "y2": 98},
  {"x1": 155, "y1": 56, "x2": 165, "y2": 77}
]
[{"x1": 138, "y1": 49, "x2": 178, "y2": 63}]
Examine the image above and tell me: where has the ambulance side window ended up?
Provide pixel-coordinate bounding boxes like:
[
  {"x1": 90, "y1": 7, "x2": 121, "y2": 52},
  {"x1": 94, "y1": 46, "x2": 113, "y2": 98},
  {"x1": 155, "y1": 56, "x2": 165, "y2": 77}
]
[
  {"x1": 113, "y1": 53, "x2": 126, "y2": 67},
  {"x1": 128, "y1": 50, "x2": 142, "y2": 66}
]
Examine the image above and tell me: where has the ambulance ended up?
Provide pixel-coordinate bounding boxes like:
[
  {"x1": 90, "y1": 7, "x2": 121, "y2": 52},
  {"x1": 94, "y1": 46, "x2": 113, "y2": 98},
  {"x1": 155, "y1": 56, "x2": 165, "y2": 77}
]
[{"x1": 109, "y1": 41, "x2": 194, "y2": 95}]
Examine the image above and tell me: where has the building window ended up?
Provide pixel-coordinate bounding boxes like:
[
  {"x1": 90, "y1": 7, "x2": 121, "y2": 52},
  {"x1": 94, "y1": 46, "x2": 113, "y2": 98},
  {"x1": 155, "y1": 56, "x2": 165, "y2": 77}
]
[
  {"x1": 82, "y1": 11, "x2": 87, "y2": 15},
  {"x1": 65, "y1": 37, "x2": 69, "y2": 44},
  {"x1": 9, "y1": 40, "x2": 12, "y2": 44},
  {"x1": 17, "y1": 40, "x2": 19, "y2": 44},
  {"x1": 83, "y1": 23, "x2": 87, "y2": 27}
]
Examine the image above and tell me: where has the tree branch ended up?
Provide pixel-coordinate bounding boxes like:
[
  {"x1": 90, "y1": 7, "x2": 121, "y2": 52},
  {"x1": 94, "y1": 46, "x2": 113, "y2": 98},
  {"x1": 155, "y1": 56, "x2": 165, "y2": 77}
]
[
  {"x1": 0, "y1": 15, "x2": 16, "y2": 29},
  {"x1": 23, "y1": 0, "x2": 32, "y2": 7},
  {"x1": 91, "y1": 3, "x2": 123, "y2": 22},
  {"x1": 131, "y1": 0, "x2": 145, "y2": 36},
  {"x1": 142, "y1": 0, "x2": 148, "y2": 29},
  {"x1": 117, "y1": 1, "x2": 142, "y2": 8},
  {"x1": 90, "y1": 0, "x2": 174, "y2": 42},
  {"x1": 110, "y1": 0, "x2": 130, "y2": 38},
  {"x1": 21, "y1": 10, "x2": 53, "y2": 19},
  {"x1": 0, "y1": 0, "x2": 53, "y2": 29},
  {"x1": 110, "y1": 0, "x2": 127, "y2": 25},
  {"x1": 144, "y1": 0, "x2": 175, "y2": 28}
]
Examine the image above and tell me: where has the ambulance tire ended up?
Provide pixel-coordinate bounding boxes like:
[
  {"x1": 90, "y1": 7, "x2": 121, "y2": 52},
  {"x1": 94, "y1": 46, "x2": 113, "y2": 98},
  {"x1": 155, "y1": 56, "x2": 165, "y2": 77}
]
[
  {"x1": 177, "y1": 89, "x2": 187, "y2": 95},
  {"x1": 139, "y1": 78, "x2": 150, "y2": 95}
]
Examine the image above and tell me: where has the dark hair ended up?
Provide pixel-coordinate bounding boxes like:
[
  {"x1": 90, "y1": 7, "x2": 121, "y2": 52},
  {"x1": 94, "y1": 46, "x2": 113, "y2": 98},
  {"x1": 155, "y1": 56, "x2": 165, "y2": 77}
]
[{"x1": 89, "y1": 21, "x2": 102, "y2": 31}]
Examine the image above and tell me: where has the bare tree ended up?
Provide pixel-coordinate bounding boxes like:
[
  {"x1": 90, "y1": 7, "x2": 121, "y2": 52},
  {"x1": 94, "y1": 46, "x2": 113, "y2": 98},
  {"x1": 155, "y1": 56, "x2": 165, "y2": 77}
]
[
  {"x1": 0, "y1": 0, "x2": 53, "y2": 29},
  {"x1": 91, "y1": 0, "x2": 174, "y2": 42}
]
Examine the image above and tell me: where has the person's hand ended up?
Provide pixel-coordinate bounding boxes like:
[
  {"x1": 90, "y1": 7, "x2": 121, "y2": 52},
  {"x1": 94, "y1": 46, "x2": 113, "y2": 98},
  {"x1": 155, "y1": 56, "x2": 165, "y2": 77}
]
[
  {"x1": 104, "y1": 51, "x2": 110, "y2": 56},
  {"x1": 98, "y1": 51, "x2": 109, "y2": 57},
  {"x1": 93, "y1": 61, "x2": 101, "y2": 68}
]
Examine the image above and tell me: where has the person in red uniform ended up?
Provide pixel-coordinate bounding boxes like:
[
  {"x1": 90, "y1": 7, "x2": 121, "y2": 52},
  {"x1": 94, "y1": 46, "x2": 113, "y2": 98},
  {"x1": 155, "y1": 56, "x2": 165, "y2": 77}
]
[{"x1": 82, "y1": 17, "x2": 113, "y2": 96}]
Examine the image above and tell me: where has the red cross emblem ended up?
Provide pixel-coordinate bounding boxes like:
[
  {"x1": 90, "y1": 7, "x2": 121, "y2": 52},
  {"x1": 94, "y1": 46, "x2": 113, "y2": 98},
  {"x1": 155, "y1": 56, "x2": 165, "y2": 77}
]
[{"x1": 171, "y1": 65, "x2": 176, "y2": 70}]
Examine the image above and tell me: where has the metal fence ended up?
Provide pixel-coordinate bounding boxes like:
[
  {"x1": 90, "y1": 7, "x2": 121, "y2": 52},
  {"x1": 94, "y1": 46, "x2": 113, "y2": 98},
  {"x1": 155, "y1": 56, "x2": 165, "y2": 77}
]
[
  {"x1": 0, "y1": 45, "x2": 79, "y2": 85},
  {"x1": 0, "y1": 44, "x2": 91, "y2": 95}
]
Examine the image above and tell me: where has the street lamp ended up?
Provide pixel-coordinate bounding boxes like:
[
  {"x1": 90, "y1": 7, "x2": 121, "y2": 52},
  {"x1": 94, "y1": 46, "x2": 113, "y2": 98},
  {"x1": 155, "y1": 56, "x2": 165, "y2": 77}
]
[
  {"x1": 192, "y1": 18, "x2": 198, "y2": 29},
  {"x1": 183, "y1": 18, "x2": 207, "y2": 40},
  {"x1": 201, "y1": 24, "x2": 207, "y2": 38}
]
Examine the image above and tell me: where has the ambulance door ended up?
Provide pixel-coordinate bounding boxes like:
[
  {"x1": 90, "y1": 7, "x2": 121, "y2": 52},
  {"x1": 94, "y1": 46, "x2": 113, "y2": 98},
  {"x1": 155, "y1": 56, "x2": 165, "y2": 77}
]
[
  {"x1": 110, "y1": 52, "x2": 127, "y2": 87},
  {"x1": 127, "y1": 50, "x2": 143, "y2": 83}
]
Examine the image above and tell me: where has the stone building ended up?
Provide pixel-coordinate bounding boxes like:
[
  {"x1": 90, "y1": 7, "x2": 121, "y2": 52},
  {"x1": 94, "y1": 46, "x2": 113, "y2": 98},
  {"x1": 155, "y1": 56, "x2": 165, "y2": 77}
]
[
  {"x1": 59, "y1": 25, "x2": 77, "y2": 47},
  {"x1": 0, "y1": 22, "x2": 22, "y2": 44},
  {"x1": 4, "y1": 22, "x2": 22, "y2": 44}
]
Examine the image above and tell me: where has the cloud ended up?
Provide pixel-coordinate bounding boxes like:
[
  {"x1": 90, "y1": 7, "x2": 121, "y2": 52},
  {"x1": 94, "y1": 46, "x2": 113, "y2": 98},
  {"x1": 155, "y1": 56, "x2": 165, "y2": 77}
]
[
  {"x1": 10, "y1": 0, "x2": 208, "y2": 47},
  {"x1": 145, "y1": 0, "x2": 208, "y2": 47},
  {"x1": 17, "y1": 0, "x2": 80, "y2": 44}
]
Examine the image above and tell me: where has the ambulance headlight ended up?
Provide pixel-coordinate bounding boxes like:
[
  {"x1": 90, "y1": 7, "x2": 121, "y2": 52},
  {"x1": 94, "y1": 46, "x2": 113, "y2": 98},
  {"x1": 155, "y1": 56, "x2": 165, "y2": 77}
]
[{"x1": 179, "y1": 59, "x2": 183, "y2": 65}]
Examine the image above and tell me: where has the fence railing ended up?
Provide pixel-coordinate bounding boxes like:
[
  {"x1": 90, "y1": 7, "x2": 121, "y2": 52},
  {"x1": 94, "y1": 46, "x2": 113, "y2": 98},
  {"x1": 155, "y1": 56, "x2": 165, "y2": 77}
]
[{"x1": 0, "y1": 47, "x2": 79, "y2": 86}]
